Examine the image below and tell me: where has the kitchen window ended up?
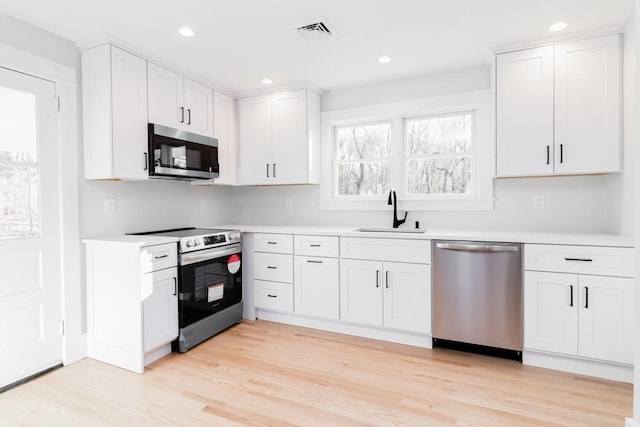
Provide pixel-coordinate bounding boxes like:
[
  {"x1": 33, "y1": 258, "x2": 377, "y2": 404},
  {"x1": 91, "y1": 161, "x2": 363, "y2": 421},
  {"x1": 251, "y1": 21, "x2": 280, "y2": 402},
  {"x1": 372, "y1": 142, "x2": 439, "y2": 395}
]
[{"x1": 320, "y1": 90, "x2": 493, "y2": 211}]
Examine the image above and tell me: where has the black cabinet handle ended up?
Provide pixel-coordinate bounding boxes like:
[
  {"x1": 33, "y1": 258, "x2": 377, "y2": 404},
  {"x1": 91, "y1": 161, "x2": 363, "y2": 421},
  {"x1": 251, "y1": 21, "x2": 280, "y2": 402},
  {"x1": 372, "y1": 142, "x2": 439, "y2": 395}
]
[
  {"x1": 375, "y1": 270, "x2": 379, "y2": 288},
  {"x1": 266, "y1": 163, "x2": 270, "y2": 177},
  {"x1": 154, "y1": 254, "x2": 169, "y2": 260},
  {"x1": 569, "y1": 285, "x2": 573, "y2": 307},
  {"x1": 187, "y1": 109, "x2": 191, "y2": 125},
  {"x1": 143, "y1": 152, "x2": 148, "y2": 171},
  {"x1": 546, "y1": 146, "x2": 550, "y2": 165},
  {"x1": 310, "y1": 244, "x2": 321, "y2": 247},
  {"x1": 585, "y1": 286, "x2": 589, "y2": 309},
  {"x1": 180, "y1": 106, "x2": 184, "y2": 123},
  {"x1": 267, "y1": 241, "x2": 277, "y2": 245},
  {"x1": 273, "y1": 163, "x2": 277, "y2": 178},
  {"x1": 307, "y1": 260, "x2": 323, "y2": 264},
  {"x1": 560, "y1": 144, "x2": 564, "y2": 163},
  {"x1": 385, "y1": 271, "x2": 389, "y2": 288},
  {"x1": 267, "y1": 266, "x2": 277, "y2": 269},
  {"x1": 267, "y1": 294, "x2": 277, "y2": 298},
  {"x1": 564, "y1": 258, "x2": 593, "y2": 262},
  {"x1": 173, "y1": 277, "x2": 177, "y2": 296}
]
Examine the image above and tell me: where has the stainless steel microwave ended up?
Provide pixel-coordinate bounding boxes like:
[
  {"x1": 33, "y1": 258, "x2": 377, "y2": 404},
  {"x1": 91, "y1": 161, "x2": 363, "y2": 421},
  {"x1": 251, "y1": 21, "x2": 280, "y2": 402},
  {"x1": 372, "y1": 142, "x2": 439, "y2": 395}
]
[{"x1": 147, "y1": 123, "x2": 219, "y2": 180}]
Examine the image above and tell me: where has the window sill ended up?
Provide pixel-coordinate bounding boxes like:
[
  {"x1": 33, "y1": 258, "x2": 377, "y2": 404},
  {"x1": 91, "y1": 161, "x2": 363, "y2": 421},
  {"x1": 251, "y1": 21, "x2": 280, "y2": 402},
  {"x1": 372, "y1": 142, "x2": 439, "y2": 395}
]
[{"x1": 319, "y1": 198, "x2": 495, "y2": 212}]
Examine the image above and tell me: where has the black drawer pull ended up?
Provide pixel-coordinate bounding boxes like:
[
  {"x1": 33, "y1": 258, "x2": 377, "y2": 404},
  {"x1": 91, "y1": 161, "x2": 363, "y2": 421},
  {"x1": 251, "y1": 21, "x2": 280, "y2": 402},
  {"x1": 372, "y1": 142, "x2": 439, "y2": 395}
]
[
  {"x1": 154, "y1": 254, "x2": 169, "y2": 260},
  {"x1": 585, "y1": 286, "x2": 589, "y2": 309},
  {"x1": 310, "y1": 244, "x2": 321, "y2": 247},
  {"x1": 267, "y1": 241, "x2": 277, "y2": 245},
  {"x1": 569, "y1": 285, "x2": 573, "y2": 307},
  {"x1": 267, "y1": 294, "x2": 277, "y2": 298},
  {"x1": 564, "y1": 257, "x2": 593, "y2": 262},
  {"x1": 307, "y1": 260, "x2": 323, "y2": 264},
  {"x1": 267, "y1": 266, "x2": 277, "y2": 269}
]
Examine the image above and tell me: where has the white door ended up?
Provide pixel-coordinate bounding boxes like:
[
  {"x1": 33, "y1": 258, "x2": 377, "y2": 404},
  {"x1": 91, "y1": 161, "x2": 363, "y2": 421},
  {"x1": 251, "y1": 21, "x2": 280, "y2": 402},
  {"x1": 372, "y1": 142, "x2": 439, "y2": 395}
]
[
  {"x1": 339, "y1": 259, "x2": 382, "y2": 326},
  {"x1": 238, "y1": 95, "x2": 272, "y2": 184},
  {"x1": 554, "y1": 34, "x2": 621, "y2": 174},
  {"x1": 213, "y1": 91, "x2": 237, "y2": 185},
  {"x1": 147, "y1": 63, "x2": 184, "y2": 129},
  {"x1": 578, "y1": 275, "x2": 634, "y2": 364},
  {"x1": 271, "y1": 89, "x2": 308, "y2": 184},
  {"x1": 383, "y1": 262, "x2": 431, "y2": 334},
  {"x1": 0, "y1": 67, "x2": 61, "y2": 388},
  {"x1": 294, "y1": 256, "x2": 339, "y2": 320},
  {"x1": 143, "y1": 267, "x2": 178, "y2": 352},
  {"x1": 496, "y1": 46, "x2": 554, "y2": 177},
  {"x1": 523, "y1": 271, "x2": 578, "y2": 355},
  {"x1": 183, "y1": 78, "x2": 213, "y2": 137}
]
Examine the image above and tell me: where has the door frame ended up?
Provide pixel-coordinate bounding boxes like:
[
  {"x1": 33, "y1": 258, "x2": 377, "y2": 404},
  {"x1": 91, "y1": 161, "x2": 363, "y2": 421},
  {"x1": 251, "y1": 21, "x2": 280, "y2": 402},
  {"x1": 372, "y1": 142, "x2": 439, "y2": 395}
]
[{"x1": 0, "y1": 42, "x2": 84, "y2": 365}]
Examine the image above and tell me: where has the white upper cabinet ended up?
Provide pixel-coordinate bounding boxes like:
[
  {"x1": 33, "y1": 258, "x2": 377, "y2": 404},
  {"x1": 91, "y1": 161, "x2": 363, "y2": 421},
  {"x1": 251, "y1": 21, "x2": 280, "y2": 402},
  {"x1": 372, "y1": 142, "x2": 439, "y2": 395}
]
[
  {"x1": 496, "y1": 34, "x2": 621, "y2": 177},
  {"x1": 147, "y1": 62, "x2": 213, "y2": 137},
  {"x1": 554, "y1": 36, "x2": 621, "y2": 174},
  {"x1": 496, "y1": 46, "x2": 554, "y2": 177},
  {"x1": 82, "y1": 44, "x2": 148, "y2": 180},
  {"x1": 238, "y1": 88, "x2": 320, "y2": 185},
  {"x1": 212, "y1": 91, "x2": 237, "y2": 185}
]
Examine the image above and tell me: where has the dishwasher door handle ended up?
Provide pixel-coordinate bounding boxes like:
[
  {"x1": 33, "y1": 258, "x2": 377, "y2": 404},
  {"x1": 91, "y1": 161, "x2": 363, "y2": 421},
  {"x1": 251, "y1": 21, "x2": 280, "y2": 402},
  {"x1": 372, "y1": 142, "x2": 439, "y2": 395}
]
[{"x1": 436, "y1": 242, "x2": 519, "y2": 252}]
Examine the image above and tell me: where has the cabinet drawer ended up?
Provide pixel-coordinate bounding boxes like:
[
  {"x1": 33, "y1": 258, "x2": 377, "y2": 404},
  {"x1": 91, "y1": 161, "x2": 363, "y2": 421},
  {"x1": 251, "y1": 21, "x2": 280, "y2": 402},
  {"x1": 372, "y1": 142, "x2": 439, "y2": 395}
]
[
  {"x1": 525, "y1": 244, "x2": 635, "y2": 277},
  {"x1": 140, "y1": 243, "x2": 177, "y2": 273},
  {"x1": 340, "y1": 237, "x2": 431, "y2": 264},
  {"x1": 254, "y1": 252, "x2": 293, "y2": 283},
  {"x1": 254, "y1": 280, "x2": 293, "y2": 312},
  {"x1": 294, "y1": 235, "x2": 339, "y2": 257},
  {"x1": 254, "y1": 233, "x2": 293, "y2": 254}
]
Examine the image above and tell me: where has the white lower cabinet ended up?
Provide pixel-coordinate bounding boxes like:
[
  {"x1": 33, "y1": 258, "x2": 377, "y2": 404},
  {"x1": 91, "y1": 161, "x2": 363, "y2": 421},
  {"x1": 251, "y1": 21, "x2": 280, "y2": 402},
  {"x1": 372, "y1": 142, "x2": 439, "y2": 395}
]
[
  {"x1": 294, "y1": 256, "x2": 339, "y2": 319},
  {"x1": 84, "y1": 239, "x2": 179, "y2": 374},
  {"x1": 524, "y1": 244, "x2": 635, "y2": 367},
  {"x1": 143, "y1": 267, "x2": 178, "y2": 353},
  {"x1": 340, "y1": 259, "x2": 431, "y2": 334}
]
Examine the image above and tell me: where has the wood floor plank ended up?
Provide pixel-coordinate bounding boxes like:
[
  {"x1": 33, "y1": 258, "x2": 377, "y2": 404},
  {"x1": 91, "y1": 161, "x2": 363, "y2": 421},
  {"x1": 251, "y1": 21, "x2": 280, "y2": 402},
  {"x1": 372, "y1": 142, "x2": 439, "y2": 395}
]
[{"x1": 0, "y1": 320, "x2": 632, "y2": 426}]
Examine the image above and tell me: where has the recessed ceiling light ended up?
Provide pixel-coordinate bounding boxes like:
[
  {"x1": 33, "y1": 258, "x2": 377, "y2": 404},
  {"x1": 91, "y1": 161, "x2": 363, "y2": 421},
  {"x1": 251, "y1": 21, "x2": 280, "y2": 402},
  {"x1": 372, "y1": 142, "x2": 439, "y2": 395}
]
[
  {"x1": 262, "y1": 78, "x2": 273, "y2": 85},
  {"x1": 378, "y1": 56, "x2": 392, "y2": 64},
  {"x1": 178, "y1": 27, "x2": 195, "y2": 37},
  {"x1": 548, "y1": 22, "x2": 568, "y2": 32}
]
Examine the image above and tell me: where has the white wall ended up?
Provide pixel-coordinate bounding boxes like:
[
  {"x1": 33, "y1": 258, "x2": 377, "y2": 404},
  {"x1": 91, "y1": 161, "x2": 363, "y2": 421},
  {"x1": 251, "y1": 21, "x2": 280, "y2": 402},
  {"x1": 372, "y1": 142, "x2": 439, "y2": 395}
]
[{"x1": 235, "y1": 63, "x2": 631, "y2": 235}]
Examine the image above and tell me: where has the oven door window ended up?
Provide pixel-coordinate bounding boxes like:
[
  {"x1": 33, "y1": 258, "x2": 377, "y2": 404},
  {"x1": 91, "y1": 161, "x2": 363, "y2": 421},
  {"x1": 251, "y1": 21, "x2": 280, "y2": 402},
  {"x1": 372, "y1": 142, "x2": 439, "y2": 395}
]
[{"x1": 178, "y1": 253, "x2": 242, "y2": 328}]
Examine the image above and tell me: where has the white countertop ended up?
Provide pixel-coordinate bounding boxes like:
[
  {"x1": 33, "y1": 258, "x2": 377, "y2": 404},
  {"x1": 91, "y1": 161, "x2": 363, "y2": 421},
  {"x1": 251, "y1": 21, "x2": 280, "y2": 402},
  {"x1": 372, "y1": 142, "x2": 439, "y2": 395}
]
[
  {"x1": 207, "y1": 224, "x2": 634, "y2": 248},
  {"x1": 82, "y1": 235, "x2": 179, "y2": 247}
]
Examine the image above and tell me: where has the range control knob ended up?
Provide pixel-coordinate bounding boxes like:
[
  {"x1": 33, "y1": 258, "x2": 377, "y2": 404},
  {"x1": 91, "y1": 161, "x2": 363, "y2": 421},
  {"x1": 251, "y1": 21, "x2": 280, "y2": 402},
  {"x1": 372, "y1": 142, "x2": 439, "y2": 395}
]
[{"x1": 186, "y1": 240, "x2": 194, "y2": 248}]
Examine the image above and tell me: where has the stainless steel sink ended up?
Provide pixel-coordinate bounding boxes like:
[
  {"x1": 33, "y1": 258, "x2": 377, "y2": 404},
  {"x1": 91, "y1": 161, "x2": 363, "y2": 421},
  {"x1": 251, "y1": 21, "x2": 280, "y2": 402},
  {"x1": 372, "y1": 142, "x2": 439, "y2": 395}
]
[{"x1": 354, "y1": 227, "x2": 427, "y2": 234}]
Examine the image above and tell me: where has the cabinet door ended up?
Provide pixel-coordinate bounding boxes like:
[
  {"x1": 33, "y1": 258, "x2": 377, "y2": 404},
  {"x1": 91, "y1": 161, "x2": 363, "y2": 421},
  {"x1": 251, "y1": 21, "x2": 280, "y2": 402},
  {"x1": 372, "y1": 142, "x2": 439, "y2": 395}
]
[
  {"x1": 294, "y1": 256, "x2": 339, "y2": 319},
  {"x1": 238, "y1": 95, "x2": 272, "y2": 184},
  {"x1": 271, "y1": 89, "x2": 308, "y2": 184},
  {"x1": 110, "y1": 47, "x2": 149, "y2": 180},
  {"x1": 496, "y1": 46, "x2": 554, "y2": 177},
  {"x1": 578, "y1": 275, "x2": 634, "y2": 364},
  {"x1": 339, "y1": 259, "x2": 383, "y2": 326},
  {"x1": 184, "y1": 78, "x2": 214, "y2": 137},
  {"x1": 143, "y1": 267, "x2": 178, "y2": 353},
  {"x1": 383, "y1": 262, "x2": 431, "y2": 334},
  {"x1": 147, "y1": 63, "x2": 184, "y2": 129},
  {"x1": 524, "y1": 271, "x2": 578, "y2": 355},
  {"x1": 212, "y1": 91, "x2": 237, "y2": 185},
  {"x1": 554, "y1": 35, "x2": 621, "y2": 174}
]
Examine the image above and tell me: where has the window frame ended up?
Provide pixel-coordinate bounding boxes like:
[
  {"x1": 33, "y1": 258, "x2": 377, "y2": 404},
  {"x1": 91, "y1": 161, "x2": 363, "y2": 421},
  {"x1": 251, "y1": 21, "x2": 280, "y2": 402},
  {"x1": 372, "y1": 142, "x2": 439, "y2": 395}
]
[{"x1": 320, "y1": 90, "x2": 494, "y2": 211}]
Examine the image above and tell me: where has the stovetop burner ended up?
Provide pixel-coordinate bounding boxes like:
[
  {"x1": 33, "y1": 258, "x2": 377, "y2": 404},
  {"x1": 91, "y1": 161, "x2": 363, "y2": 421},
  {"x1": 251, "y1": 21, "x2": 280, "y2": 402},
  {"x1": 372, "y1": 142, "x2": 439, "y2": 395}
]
[{"x1": 130, "y1": 227, "x2": 242, "y2": 253}]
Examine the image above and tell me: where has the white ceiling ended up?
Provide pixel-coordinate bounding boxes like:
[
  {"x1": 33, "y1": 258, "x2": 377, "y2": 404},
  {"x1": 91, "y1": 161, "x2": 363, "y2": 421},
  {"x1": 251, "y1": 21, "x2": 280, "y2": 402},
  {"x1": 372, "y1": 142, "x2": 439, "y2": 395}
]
[{"x1": 0, "y1": 0, "x2": 634, "y2": 94}]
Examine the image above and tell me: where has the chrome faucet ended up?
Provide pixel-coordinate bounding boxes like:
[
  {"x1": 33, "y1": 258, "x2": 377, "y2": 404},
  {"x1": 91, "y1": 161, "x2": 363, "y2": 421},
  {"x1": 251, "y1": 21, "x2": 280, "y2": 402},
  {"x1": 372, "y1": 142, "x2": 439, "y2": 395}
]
[{"x1": 387, "y1": 189, "x2": 407, "y2": 228}]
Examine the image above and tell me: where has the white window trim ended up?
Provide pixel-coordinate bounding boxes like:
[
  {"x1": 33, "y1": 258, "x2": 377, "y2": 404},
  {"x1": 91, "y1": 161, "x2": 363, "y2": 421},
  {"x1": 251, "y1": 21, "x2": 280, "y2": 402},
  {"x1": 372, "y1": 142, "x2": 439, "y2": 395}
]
[{"x1": 320, "y1": 89, "x2": 494, "y2": 211}]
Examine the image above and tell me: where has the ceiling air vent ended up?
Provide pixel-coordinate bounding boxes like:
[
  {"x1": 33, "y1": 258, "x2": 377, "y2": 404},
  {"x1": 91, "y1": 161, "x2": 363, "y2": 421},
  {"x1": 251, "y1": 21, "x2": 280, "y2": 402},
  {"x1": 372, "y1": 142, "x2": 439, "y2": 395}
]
[{"x1": 291, "y1": 18, "x2": 337, "y2": 42}]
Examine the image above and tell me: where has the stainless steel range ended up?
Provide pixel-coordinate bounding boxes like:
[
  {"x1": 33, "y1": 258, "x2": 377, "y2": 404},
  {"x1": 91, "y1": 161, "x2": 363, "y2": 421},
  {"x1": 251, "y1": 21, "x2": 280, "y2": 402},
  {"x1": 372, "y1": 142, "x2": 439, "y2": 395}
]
[{"x1": 132, "y1": 227, "x2": 243, "y2": 352}]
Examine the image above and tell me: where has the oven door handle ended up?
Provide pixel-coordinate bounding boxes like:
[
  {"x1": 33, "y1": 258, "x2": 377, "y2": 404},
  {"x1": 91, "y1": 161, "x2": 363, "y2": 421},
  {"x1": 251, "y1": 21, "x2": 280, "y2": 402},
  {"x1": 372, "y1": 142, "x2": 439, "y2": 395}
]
[{"x1": 180, "y1": 243, "x2": 242, "y2": 266}]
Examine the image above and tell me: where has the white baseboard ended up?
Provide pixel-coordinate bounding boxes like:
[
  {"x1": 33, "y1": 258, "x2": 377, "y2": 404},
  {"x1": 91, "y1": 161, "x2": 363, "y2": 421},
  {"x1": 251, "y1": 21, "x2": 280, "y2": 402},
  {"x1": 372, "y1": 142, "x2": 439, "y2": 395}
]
[
  {"x1": 523, "y1": 350, "x2": 633, "y2": 383},
  {"x1": 256, "y1": 309, "x2": 432, "y2": 349}
]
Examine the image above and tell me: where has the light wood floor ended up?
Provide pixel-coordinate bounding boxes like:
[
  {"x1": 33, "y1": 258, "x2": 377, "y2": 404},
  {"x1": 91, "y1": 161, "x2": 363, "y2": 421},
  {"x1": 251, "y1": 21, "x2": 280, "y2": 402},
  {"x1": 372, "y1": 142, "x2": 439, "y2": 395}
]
[{"x1": 0, "y1": 320, "x2": 632, "y2": 426}]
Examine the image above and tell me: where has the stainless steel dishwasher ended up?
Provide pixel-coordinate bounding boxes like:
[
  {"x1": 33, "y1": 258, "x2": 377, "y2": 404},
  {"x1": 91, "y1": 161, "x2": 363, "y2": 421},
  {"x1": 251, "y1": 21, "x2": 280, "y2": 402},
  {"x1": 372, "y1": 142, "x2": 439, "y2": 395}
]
[{"x1": 432, "y1": 240, "x2": 523, "y2": 358}]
